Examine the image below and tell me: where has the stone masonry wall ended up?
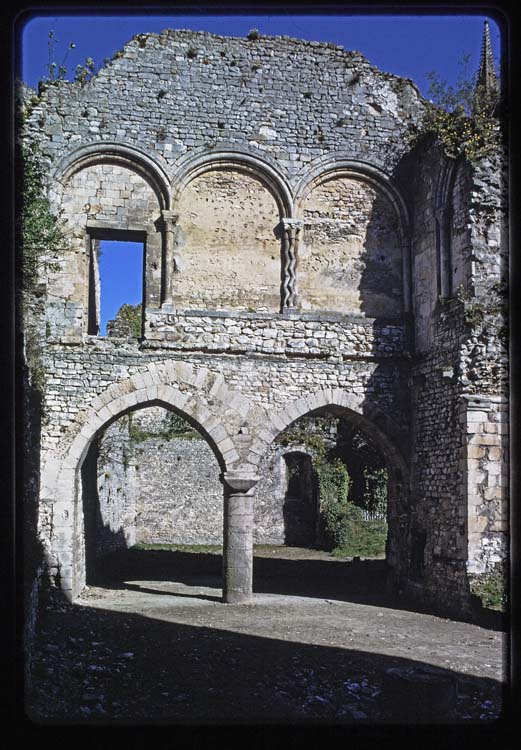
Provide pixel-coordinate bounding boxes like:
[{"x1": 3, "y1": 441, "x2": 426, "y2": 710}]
[
  {"x1": 40, "y1": 346, "x2": 409, "y2": 456},
  {"x1": 132, "y1": 435, "x2": 223, "y2": 545},
  {"x1": 27, "y1": 30, "x2": 425, "y2": 182},
  {"x1": 23, "y1": 30, "x2": 426, "y2": 341},
  {"x1": 174, "y1": 169, "x2": 282, "y2": 312},
  {"x1": 83, "y1": 417, "x2": 137, "y2": 560},
  {"x1": 22, "y1": 29, "x2": 507, "y2": 613},
  {"x1": 144, "y1": 310, "x2": 406, "y2": 357},
  {"x1": 299, "y1": 177, "x2": 403, "y2": 316},
  {"x1": 403, "y1": 140, "x2": 508, "y2": 609}
]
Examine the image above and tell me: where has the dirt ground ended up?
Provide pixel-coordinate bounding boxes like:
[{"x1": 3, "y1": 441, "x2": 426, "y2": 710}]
[{"x1": 25, "y1": 547, "x2": 507, "y2": 726}]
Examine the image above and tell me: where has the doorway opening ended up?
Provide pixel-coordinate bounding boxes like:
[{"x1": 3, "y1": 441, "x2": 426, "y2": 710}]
[
  {"x1": 282, "y1": 451, "x2": 319, "y2": 547},
  {"x1": 255, "y1": 412, "x2": 390, "y2": 558},
  {"x1": 81, "y1": 405, "x2": 223, "y2": 589}
]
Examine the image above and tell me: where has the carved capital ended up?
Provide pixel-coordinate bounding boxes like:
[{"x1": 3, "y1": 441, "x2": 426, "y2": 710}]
[
  {"x1": 221, "y1": 471, "x2": 260, "y2": 494},
  {"x1": 161, "y1": 210, "x2": 179, "y2": 230}
]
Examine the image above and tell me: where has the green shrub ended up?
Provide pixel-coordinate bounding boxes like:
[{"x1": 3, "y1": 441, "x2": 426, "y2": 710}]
[
  {"x1": 412, "y1": 54, "x2": 500, "y2": 163},
  {"x1": 317, "y1": 459, "x2": 351, "y2": 549},
  {"x1": 469, "y1": 561, "x2": 507, "y2": 611},
  {"x1": 113, "y1": 303, "x2": 142, "y2": 338},
  {"x1": 363, "y1": 467, "x2": 388, "y2": 515},
  {"x1": 331, "y1": 510, "x2": 388, "y2": 558}
]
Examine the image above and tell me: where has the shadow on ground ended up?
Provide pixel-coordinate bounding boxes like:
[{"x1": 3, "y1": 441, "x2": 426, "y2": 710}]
[
  {"x1": 25, "y1": 587, "x2": 505, "y2": 726},
  {"x1": 90, "y1": 547, "x2": 506, "y2": 630}
]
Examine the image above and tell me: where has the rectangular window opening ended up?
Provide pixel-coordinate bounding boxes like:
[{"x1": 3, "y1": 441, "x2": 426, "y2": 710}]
[{"x1": 88, "y1": 234, "x2": 145, "y2": 337}]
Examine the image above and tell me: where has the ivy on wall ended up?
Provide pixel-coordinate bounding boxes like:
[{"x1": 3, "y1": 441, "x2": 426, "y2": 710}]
[{"x1": 18, "y1": 141, "x2": 67, "y2": 395}]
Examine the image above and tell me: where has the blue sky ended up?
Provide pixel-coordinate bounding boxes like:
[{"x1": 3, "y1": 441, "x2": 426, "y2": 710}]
[
  {"x1": 98, "y1": 241, "x2": 143, "y2": 335},
  {"x1": 19, "y1": 13, "x2": 501, "y2": 97},
  {"x1": 18, "y1": 12, "x2": 501, "y2": 335}
]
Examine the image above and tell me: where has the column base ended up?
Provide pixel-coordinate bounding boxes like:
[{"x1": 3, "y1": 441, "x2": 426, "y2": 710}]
[{"x1": 223, "y1": 590, "x2": 253, "y2": 605}]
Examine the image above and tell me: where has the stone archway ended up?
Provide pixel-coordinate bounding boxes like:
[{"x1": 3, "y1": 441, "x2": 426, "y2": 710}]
[
  {"x1": 40, "y1": 361, "x2": 255, "y2": 601},
  {"x1": 245, "y1": 388, "x2": 410, "y2": 589}
]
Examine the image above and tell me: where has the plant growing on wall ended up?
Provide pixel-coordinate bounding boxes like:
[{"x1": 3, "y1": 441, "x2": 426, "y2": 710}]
[
  {"x1": 468, "y1": 560, "x2": 507, "y2": 611},
  {"x1": 36, "y1": 30, "x2": 97, "y2": 90},
  {"x1": 18, "y1": 141, "x2": 67, "y2": 394},
  {"x1": 278, "y1": 419, "x2": 387, "y2": 556},
  {"x1": 362, "y1": 467, "x2": 388, "y2": 516},
  {"x1": 45, "y1": 30, "x2": 75, "y2": 83},
  {"x1": 112, "y1": 303, "x2": 142, "y2": 338},
  {"x1": 19, "y1": 143, "x2": 64, "y2": 294},
  {"x1": 414, "y1": 54, "x2": 501, "y2": 162}
]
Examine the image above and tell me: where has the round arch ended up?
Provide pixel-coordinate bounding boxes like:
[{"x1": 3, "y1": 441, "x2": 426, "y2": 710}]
[
  {"x1": 293, "y1": 157, "x2": 410, "y2": 232},
  {"x1": 52, "y1": 141, "x2": 171, "y2": 210},
  {"x1": 293, "y1": 157, "x2": 412, "y2": 312},
  {"x1": 170, "y1": 149, "x2": 294, "y2": 218}
]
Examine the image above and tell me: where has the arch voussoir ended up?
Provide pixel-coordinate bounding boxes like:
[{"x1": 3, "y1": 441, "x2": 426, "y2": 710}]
[{"x1": 246, "y1": 387, "x2": 409, "y2": 481}]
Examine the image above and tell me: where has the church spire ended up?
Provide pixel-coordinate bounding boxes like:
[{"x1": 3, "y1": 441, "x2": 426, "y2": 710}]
[{"x1": 474, "y1": 20, "x2": 499, "y2": 112}]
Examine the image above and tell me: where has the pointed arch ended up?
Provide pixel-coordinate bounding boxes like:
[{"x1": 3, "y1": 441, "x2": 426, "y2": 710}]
[
  {"x1": 40, "y1": 362, "x2": 252, "y2": 599},
  {"x1": 245, "y1": 388, "x2": 409, "y2": 482}
]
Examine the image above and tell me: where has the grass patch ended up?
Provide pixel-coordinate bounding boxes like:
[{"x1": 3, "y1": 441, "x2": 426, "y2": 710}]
[
  {"x1": 330, "y1": 518, "x2": 387, "y2": 558},
  {"x1": 133, "y1": 543, "x2": 222, "y2": 554}
]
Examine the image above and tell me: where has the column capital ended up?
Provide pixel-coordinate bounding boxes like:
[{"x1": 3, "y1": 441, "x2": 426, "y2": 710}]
[
  {"x1": 281, "y1": 217, "x2": 304, "y2": 230},
  {"x1": 161, "y1": 210, "x2": 179, "y2": 225},
  {"x1": 221, "y1": 471, "x2": 260, "y2": 493}
]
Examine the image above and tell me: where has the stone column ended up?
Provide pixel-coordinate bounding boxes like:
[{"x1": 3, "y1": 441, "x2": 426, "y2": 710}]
[
  {"x1": 160, "y1": 210, "x2": 179, "y2": 307},
  {"x1": 435, "y1": 206, "x2": 452, "y2": 299},
  {"x1": 281, "y1": 218, "x2": 303, "y2": 311},
  {"x1": 400, "y1": 227, "x2": 412, "y2": 315},
  {"x1": 221, "y1": 470, "x2": 260, "y2": 604}
]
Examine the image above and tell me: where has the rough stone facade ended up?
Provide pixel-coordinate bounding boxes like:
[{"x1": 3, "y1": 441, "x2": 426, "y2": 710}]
[{"x1": 21, "y1": 29, "x2": 508, "y2": 613}]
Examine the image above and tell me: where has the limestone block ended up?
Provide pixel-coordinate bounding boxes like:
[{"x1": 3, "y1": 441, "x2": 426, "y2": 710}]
[{"x1": 463, "y1": 445, "x2": 486, "y2": 468}]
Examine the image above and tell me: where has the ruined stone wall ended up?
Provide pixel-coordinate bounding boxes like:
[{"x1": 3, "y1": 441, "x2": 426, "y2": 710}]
[
  {"x1": 408, "y1": 303, "x2": 470, "y2": 607},
  {"x1": 40, "y1": 346, "x2": 409, "y2": 455},
  {"x1": 450, "y1": 162, "x2": 474, "y2": 294},
  {"x1": 46, "y1": 164, "x2": 160, "y2": 339},
  {"x1": 22, "y1": 29, "x2": 507, "y2": 612},
  {"x1": 144, "y1": 310, "x2": 406, "y2": 356},
  {"x1": 83, "y1": 418, "x2": 137, "y2": 560},
  {"x1": 174, "y1": 169, "x2": 282, "y2": 312},
  {"x1": 402, "y1": 141, "x2": 508, "y2": 608},
  {"x1": 132, "y1": 435, "x2": 223, "y2": 544},
  {"x1": 28, "y1": 30, "x2": 425, "y2": 181},
  {"x1": 299, "y1": 177, "x2": 403, "y2": 316},
  {"x1": 23, "y1": 29, "x2": 425, "y2": 341}
]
